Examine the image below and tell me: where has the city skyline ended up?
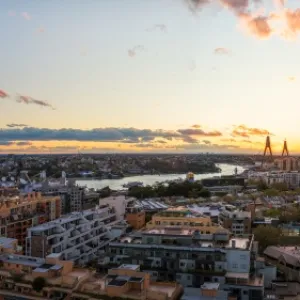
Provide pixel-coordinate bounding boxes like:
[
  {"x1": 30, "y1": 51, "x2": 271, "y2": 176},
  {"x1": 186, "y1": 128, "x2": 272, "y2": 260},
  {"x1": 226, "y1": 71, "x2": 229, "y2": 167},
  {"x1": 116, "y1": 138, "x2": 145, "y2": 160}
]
[{"x1": 1, "y1": 0, "x2": 300, "y2": 154}]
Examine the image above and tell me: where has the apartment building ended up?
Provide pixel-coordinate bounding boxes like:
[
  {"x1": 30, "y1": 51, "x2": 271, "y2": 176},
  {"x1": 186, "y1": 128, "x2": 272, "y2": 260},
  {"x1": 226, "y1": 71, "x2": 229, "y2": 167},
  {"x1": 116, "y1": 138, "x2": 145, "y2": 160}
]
[
  {"x1": 26, "y1": 205, "x2": 122, "y2": 265},
  {"x1": 0, "y1": 254, "x2": 183, "y2": 300},
  {"x1": 104, "y1": 227, "x2": 264, "y2": 300},
  {"x1": 0, "y1": 191, "x2": 61, "y2": 251},
  {"x1": 219, "y1": 207, "x2": 251, "y2": 235},
  {"x1": 146, "y1": 207, "x2": 226, "y2": 234}
]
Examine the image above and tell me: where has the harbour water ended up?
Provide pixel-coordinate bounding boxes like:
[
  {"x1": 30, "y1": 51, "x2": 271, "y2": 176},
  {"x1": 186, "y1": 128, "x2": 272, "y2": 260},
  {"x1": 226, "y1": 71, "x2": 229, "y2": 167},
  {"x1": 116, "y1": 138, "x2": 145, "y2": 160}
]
[{"x1": 76, "y1": 164, "x2": 246, "y2": 190}]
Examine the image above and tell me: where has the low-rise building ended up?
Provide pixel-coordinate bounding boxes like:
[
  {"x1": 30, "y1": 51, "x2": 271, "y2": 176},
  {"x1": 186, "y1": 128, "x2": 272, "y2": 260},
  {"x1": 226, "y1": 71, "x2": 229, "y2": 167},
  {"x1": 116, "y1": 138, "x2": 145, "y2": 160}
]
[
  {"x1": 146, "y1": 207, "x2": 225, "y2": 234},
  {"x1": 0, "y1": 192, "x2": 61, "y2": 252},
  {"x1": 264, "y1": 246, "x2": 300, "y2": 282},
  {"x1": 26, "y1": 205, "x2": 121, "y2": 265},
  {"x1": 0, "y1": 237, "x2": 22, "y2": 254},
  {"x1": 0, "y1": 254, "x2": 183, "y2": 300},
  {"x1": 219, "y1": 207, "x2": 251, "y2": 235}
]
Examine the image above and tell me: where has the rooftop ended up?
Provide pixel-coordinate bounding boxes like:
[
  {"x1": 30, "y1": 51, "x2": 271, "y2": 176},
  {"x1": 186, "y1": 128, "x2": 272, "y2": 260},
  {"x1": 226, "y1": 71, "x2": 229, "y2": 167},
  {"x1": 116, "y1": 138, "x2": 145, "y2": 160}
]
[
  {"x1": 0, "y1": 237, "x2": 17, "y2": 249},
  {"x1": 264, "y1": 246, "x2": 300, "y2": 267},
  {"x1": 0, "y1": 254, "x2": 45, "y2": 268},
  {"x1": 114, "y1": 232, "x2": 252, "y2": 250},
  {"x1": 28, "y1": 206, "x2": 112, "y2": 231}
]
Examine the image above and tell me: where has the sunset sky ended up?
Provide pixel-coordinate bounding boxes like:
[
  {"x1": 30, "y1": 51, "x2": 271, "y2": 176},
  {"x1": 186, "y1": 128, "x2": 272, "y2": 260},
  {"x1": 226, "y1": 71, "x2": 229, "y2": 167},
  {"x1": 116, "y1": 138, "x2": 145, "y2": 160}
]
[{"x1": 1, "y1": 0, "x2": 300, "y2": 154}]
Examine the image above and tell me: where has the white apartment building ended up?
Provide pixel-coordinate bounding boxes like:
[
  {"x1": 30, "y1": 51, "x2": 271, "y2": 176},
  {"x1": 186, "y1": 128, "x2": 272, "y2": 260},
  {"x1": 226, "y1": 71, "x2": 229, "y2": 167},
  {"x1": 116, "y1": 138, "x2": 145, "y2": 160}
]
[
  {"x1": 26, "y1": 205, "x2": 121, "y2": 265},
  {"x1": 100, "y1": 195, "x2": 135, "y2": 220}
]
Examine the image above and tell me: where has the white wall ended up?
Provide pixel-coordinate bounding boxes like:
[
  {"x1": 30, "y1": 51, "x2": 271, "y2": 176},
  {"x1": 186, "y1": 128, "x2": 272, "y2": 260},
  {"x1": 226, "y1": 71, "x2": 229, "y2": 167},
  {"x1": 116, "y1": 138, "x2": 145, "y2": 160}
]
[{"x1": 226, "y1": 249, "x2": 250, "y2": 273}]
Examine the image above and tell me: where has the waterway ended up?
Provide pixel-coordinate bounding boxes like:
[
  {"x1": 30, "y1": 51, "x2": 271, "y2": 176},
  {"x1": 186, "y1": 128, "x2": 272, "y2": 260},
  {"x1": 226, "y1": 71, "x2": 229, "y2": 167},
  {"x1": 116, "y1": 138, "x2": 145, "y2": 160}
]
[{"x1": 76, "y1": 163, "x2": 246, "y2": 190}]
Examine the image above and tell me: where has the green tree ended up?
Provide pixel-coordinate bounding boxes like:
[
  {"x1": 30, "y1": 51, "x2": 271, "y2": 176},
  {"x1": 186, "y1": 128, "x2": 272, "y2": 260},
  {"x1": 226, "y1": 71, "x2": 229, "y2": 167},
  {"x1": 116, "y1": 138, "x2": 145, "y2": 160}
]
[
  {"x1": 32, "y1": 277, "x2": 46, "y2": 292},
  {"x1": 270, "y1": 182, "x2": 288, "y2": 192},
  {"x1": 264, "y1": 188, "x2": 279, "y2": 197},
  {"x1": 263, "y1": 208, "x2": 281, "y2": 218},
  {"x1": 253, "y1": 225, "x2": 281, "y2": 253},
  {"x1": 257, "y1": 180, "x2": 268, "y2": 191}
]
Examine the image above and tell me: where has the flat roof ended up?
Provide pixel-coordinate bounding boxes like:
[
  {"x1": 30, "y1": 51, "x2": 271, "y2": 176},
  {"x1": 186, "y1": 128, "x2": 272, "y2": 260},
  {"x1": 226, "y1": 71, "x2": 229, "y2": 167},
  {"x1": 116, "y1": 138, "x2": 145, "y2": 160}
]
[
  {"x1": 201, "y1": 282, "x2": 220, "y2": 290},
  {"x1": 0, "y1": 254, "x2": 44, "y2": 268},
  {"x1": 0, "y1": 237, "x2": 17, "y2": 248},
  {"x1": 118, "y1": 264, "x2": 140, "y2": 271},
  {"x1": 144, "y1": 228, "x2": 195, "y2": 236}
]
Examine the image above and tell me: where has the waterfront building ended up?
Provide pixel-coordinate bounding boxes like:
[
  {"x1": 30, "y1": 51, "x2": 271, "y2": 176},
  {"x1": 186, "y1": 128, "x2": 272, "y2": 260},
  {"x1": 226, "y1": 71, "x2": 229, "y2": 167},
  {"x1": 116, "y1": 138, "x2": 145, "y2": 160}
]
[
  {"x1": 0, "y1": 191, "x2": 61, "y2": 252},
  {"x1": 25, "y1": 205, "x2": 122, "y2": 265}
]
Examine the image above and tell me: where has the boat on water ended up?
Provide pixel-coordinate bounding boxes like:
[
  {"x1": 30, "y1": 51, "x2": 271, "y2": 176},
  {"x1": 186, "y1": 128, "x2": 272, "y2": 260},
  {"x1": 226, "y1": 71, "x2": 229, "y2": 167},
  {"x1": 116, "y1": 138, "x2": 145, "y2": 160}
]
[{"x1": 122, "y1": 181, "x2": 143, "y2": 188}]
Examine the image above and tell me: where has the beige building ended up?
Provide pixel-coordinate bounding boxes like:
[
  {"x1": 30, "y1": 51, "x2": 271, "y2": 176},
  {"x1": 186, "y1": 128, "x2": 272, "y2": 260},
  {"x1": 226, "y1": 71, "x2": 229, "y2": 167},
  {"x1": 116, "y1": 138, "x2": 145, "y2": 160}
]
[
  {"x1": 0, "y1": 191, "x2": 61, "y2": 252},
  {"x1": 0, "y1": 237, "x2": 22, "y2": 255},
  {"x1": 146, "y1": 207, "x2": 226, "y2": 234},
  {"x1": 0, "y1": 253, "x2": 183, "y2": 300},
  {"x1": 274, "y1": 156, "x2": 299, "y2": 172}
]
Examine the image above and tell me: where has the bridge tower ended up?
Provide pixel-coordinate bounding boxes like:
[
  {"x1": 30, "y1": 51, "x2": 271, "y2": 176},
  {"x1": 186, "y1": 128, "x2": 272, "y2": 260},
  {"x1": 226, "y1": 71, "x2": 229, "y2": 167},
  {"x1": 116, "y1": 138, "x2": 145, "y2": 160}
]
[
  {"x1": 261, "y1": 135, "x2": 273, "y2": 166},
  {"x1": 282, "y1": 139, "x2": 289, "y2": 156}
]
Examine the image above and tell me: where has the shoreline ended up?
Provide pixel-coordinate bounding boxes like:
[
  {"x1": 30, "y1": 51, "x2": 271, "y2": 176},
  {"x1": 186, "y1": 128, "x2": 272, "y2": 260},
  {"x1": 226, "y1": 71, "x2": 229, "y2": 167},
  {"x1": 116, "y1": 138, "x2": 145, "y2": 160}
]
[{"x1": 72, "y1": 170, "x2": 222, "y2": 182}]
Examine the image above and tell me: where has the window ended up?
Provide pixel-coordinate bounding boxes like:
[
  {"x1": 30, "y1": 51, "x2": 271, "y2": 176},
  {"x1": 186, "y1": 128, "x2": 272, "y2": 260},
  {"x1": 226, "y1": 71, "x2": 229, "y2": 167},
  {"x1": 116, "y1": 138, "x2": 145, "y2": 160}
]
[
  {"x1": 241, "y1": 264, "x2": 247, "y2": 269},
  {"x1": 240, "y1": 254, "x2": 247, "y2": 260},
  {"x1": 232, "y1": 263, "x2": 238, "y2": 269}
]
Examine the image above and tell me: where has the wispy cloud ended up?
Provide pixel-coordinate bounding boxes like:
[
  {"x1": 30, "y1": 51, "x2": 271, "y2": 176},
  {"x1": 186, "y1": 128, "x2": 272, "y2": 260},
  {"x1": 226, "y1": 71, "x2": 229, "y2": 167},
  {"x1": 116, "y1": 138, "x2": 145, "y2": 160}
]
[
  {"x1": 0, "y1": 89, "x2": 9, "y2": 98},
  {"x1": 21, "y1": 12, "x2": 31, "y2": 21},
  {"x1": 192, "y1": 124, "x2": 201, "y2": 128},
  {"x1": 183, "y1": 0, "x2": 300, "y2": 40},
  {"x1": 1, "y1": 88, "x2": 55, "y2": 109},
  {"x1": 6, "y1": 124, "x2": 28, "y2": 128},
  {"x1": 214, "y1": 47, "x2": 231, "y2": 55},
  {"x1": 185, "y1": 0, "x2": 211, "y2": 13},
  {"x1": 16, "y1": 94, "x2": 55, "y2": 110},
  {"x1": 188, "y1": 60, "x2": 197, "y2": 71},
  {"x1": 146, "y1": 24, "x2": 167, "y2": 32},
  {"x1": 178, "y1": 128, "x2": 222, "y2": 136},
  {"x1": 232, "y1": 124, "x2": 270, "y2": 138},
  {"x1": 37, "y1": 27, "x2": 45, "y2": 33},
  {"x1": 288, "y1": 76, "x2": 296, "y2": 82},
  {"x1": 128, "y1": 45, "x2": 145, "y2": 57},
  {"x1": 8, "y1": 10, "x2": 16, "y2": 17}
]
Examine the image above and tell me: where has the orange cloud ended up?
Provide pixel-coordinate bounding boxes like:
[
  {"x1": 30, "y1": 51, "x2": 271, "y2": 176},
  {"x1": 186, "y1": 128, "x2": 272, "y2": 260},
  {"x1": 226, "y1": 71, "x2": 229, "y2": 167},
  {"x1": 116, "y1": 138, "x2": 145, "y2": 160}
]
[
  {"x1": 0, "y1": 89, "x2": 9, "y2": 98},
  {"x1": 191, "y1": 124, "x2": 201, "y2": 128},
  {"x1": 240, "y1": 14, "x2": 273, "y2": 38},
  {"x1": 232, "y1": 124, "x2": 270, "y2": 137},
  {"x1": 285, "y1": 9, "x2": 300, "y2": 34},
  {"x1": 178, "y1": 128, "x2": 222, "y2": 136}
]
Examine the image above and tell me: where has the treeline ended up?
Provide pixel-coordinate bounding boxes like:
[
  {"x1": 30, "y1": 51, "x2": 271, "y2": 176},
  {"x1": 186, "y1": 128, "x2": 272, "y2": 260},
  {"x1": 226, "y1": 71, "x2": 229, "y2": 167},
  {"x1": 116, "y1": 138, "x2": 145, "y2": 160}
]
[{"x1": 127, "y1": 181, "x2": 211, "y2": 199}]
